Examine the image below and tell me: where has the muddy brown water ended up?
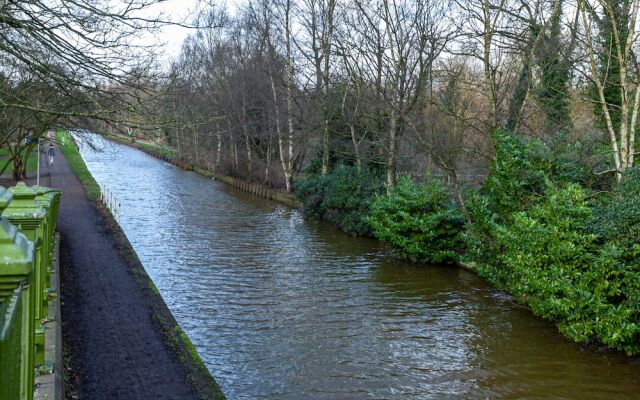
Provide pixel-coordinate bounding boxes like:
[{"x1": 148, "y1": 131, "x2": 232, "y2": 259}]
[{"x1": 77, "y1": 136, "x2": 640, "y2": 399}]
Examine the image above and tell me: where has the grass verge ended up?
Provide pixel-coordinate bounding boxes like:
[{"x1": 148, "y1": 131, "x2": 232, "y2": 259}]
[
  {"x1": 55, "y1": 129, "x2": 100, "y2": 199},
  {"x1": 102, "y1": 133, "x2": 180, "y2": 161},
  {"x1": 0, "y1": 147, "x2": 39, "y2": 174}
]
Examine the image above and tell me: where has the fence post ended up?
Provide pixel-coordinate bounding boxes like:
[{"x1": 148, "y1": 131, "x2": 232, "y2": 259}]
[
  {"x1": 2, "y1": 183, "x2": 47, "y2": 368},
  {"x1": 0, "y1": 186, "x2": 36, "y2": 400}
]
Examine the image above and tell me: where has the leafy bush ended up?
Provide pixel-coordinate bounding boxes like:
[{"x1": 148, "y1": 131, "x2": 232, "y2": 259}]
[
  {"x1": 478, "y1": 182, "x2": 640, "y2": 354},
  {"x1": 294, "y1": 165, "x2": 383, "y2": 235},
  {"x1": 465, "y1": 131, "x2": 640, "y2": 354},
  {"x1": 465, "y1": 131, "x2": 554, "y2": 265},
  {"x1": 545, "y1": 131, "x2": 610, "y2": 190},
  {"x1": 368, "y1": 175, "x2": 465, "y2": 264},
  {"x1": 478, "y1": 131, "x2": 553, "y2": 220},
  {"x1": 590, "y1": 168, "x2": 640, "y2": 247},
  {"x1": 474, "y1": 131, "x2": 601, "y2": 225},
  {"x1": 465, "y1": 130, "x2": 598, "y2": 264}
]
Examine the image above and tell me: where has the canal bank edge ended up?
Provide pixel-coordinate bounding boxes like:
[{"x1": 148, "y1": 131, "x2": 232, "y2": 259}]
[
  {"x1": 103, "y1": 134, "x2": 477, "y2": 271},
  {"x1": 57, "y1": 130, "x2": 227, "y2": 400},
  {"x1": 102, "y1": 133, "x2": 302, "y2": 209},
  {"x1": 102, "y1": 132, "x2": 476, "y2": 273}
]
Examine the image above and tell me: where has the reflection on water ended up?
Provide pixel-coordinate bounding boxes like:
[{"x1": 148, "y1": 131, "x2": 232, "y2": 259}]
[{"x1": 78, "y1": 136, "x2": 640, "y2": 399}]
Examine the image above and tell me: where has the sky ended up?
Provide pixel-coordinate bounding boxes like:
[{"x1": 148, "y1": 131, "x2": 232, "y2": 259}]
[
  {"x1": 142, "y1": 0, "x2": 241, "y2": 63},
  {"x1": 142, "y1": 0, "x2": 200, "y2": 60}
]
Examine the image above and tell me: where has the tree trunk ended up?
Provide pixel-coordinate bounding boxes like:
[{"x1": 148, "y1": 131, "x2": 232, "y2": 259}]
[
  {"x1": 265, "y1": 133, "x2": 272, "y2": 185},
  {"x1": 193, "y1": 129, "x2": 199, "y2": 167},
  {"x1": 482, "y1": 0, "x2": 499, "y2": 128},
  {"x1": 386, "y1": 111, "x2": 397, "y2": 193},
  {"x1": 321, "y1": 0, "x2": 336, "y2": 176},
  {"x1": 270, "y1": 72, "x2": 290, "y2": 192},
  {"x1": 233, "y1": 140, "x2": 239, "y2": 170},
  {"x1": 214, "y1": 130, "x2": 222, "y2": 173},
  {"x1": 284, "y1": 0, "x2": 295, "y2": 192},
  {"x1": 242, "y1": 99, "x2": 253, "y2": 178},
  {"x1": 350, "y1": 125, "x2": 361, "y2": 172}
]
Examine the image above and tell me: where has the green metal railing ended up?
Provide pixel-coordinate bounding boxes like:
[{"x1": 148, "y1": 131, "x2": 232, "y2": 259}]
[{"x1": 0, "y1": 183, "x2": 60, "y2": 400}]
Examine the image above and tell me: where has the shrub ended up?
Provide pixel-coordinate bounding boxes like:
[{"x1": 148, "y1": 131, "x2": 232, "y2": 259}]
[
  {"x1": 465, "y1": 131, "x2": 553, "y2": 265},
  {"x1": 590, "y1": 168, "x2": 640, "y2": 247},
  {"x1": 294, "y1": 165, "x2": 383, "y2": 236},
  {"x1": 478, "y1": 131, "x2": 553, "y2": 220},
  {"x1": 368, "y1": 175, "x2": 465, "y2": 264},
  {"x1": 465, "y1": 131, "x2": 640, "y2": 354},
  {"x1": 294, "y1": 173, "x2": 326, "y2": 219},
  {"x1": 478, "y1": 182, "x2": 640, "y2": 354},
  {"x1": 465, "y1": 130, "x2": 597, "y2": 264}
]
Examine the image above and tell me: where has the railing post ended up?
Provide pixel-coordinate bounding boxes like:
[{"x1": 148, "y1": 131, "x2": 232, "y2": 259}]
[
  {"x1": 2, "y1": 183, "x2": 47, "y2": 368},
  {"x1": 0, "y1": 186, "x2": 36, "y2": 400},
  {"x1": 32, "y1": 187, "x2": 60, "y2": 295}
]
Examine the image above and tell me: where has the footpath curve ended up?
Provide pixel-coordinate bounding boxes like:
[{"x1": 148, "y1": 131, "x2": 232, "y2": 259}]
[{"x1": 40, "y1": 149, "x2": 218, "y2": 399}]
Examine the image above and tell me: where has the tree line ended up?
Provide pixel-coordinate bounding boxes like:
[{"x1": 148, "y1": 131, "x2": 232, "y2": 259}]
[
  {"x1": 0, "y1": 0, "x2": 188, "y2": 180},
  {"x1": 2, "y1": 0, "x2": 639, "y2": 355},
  {"x1": 152, "y1": 0, "x2": 640, "y2": 193}
]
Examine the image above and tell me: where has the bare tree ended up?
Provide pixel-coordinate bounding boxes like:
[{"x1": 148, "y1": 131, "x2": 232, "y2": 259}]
[{"x1": 578, "y1": 0, "x2": 640, "y2": 180}]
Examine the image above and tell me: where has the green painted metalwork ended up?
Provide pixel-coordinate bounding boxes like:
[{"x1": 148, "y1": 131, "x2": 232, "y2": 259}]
[
  {"x1": 0, "y1": 186, "x2": 36, "y2": 400},
  {"x1": 1, "y1": 289, "x2": 26, "y2": 399},
  {"x1": 0, "y1": 182, "x2": 60, "y2": 400},
  {"x1": 32, "y1": 186, "x2": 61, "y2": 293},
  {"x1": 2, "y1": 183, "x2": 47, "y2": 367}
]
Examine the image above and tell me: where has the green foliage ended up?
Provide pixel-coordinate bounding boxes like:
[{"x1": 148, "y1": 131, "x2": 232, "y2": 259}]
[
  {"x1": 477, "y1": 182, "x2": 640, "y2": 354},
  {"x1": 466, "y1": 131, "x2": 601, "y2": 263},
  {"x1": 56, "y1": 129, "x2": 101, "y2": 199},
  {"x1": 534, "y1": 4, "x2": 571, "y2": 134},
  {"x1": 467, "y1": 131, "x2": 640, "y2": 354},
  {"x1": 135, "y1": 141, "x2": 179, "y2": 161},
  {"x1": 294, "y1": 165, "x2": 383, "y2": 236},
  {"x1": 590, "y1": 168, "x2": 640, "y2": 247},
  {"x1": 545, "y1": 132, "x2": 608, "y2": 190},
  {"x1": 466, "y1": 131, "x2": 552, "y2": 264},
  {"x1": 368, "y1": 175, "x2": 465, "y2": 264},
  {"x1": 478, "y1": 131, "x2": 552, "y2": 220}
]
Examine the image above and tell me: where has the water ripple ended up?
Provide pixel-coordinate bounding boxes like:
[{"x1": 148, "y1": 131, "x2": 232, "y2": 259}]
[{"x1": 77, "y1": 136, "x2": 640, "y2": 400}]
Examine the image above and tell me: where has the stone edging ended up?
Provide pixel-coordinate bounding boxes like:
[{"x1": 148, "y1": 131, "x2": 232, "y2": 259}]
[
  {"x1": 34, "y1": 233, "x2": 64, "y2": 400},
  {"x1": 103, "y1": 134, "x2": 302, "y2": 209}
]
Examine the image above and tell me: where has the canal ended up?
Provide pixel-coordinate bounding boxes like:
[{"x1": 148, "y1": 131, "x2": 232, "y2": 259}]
[{"x1": 77, "y1": 136, "x2": 640, "y2": 399}]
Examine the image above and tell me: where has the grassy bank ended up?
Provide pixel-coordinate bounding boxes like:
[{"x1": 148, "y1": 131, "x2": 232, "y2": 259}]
[
  {"x1": 103, "y1": 133, "x2": 180, "y2": 161},
  {"x1": 56, "y1": 129, "x2": 100, "y2": 199},
  {"x1": 104, "y1": 133, "x2": 301, "y2": 208},
  {"x1": 0, "y1": 147, "x2": 39, "y2": 175}
]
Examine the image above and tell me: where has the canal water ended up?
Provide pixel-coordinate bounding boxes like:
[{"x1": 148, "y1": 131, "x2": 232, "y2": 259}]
[{"x1": 77, "y1": 136, "x2": 640, "y2": 399}]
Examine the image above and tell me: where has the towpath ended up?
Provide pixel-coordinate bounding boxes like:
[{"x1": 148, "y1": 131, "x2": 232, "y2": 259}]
[{"x1": 39, "y1": 150, "x2": 202, "y2": 399}]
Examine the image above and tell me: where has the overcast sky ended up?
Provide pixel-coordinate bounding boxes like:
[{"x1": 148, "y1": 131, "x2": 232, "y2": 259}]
[{"x1": 144, "y1": 0, "x2": 241, "y2": 63}]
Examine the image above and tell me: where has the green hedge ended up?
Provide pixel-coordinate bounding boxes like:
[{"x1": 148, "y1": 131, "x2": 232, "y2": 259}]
[
  {"x1": 368, "y1": 175, "x2": 465, "y2": 264},
  {"x1": 295, "y1": 165, "x2": 383, "y2": 236},
  {"x1": 465, "y1": 131, "x2": 640, "y2": 355}
]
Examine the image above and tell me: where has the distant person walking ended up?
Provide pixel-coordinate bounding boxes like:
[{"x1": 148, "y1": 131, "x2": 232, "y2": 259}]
[{"x1": 48, "y1": 144, "x2": 55, "y2": 166}]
